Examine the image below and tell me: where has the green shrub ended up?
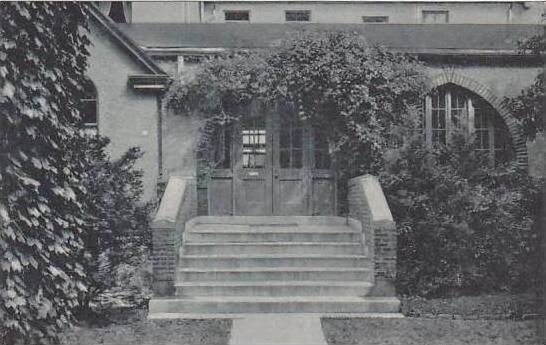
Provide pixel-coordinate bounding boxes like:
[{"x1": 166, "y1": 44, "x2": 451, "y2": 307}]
[
  {"x1": 380, "y1": 134, "x2": 543, "y2": 297},
  {"x1": 76, "y1": 136, "x2": 152, "y2": 314}
]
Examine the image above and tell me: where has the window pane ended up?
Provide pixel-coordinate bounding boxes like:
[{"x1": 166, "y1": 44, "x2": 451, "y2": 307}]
[
  {"x1": 109, "y1": 2, "x2": 127, "y2": 23},
  {"x1": 476, "y1": 130, "x2": 490, "y2": 149},
  {"x1": 292, "y1": 128, "x2": 303, "y2": 148},
  {"x1": 242, "y1": 118, "x2": 266, "y2": 168},
  {"x1": 362, "y1": 16, "x2": 388, "y2": 23},
  {"x1": 280, "y1": 127, "x2": 290, "y2": 149},
  {"x1": 292, "y1": 150, "x2": 303, "y2": 169},
  {"x1": 81, "y1": 100, "x2": 97, "y2": 125},
  {"x1": 280, "y1": 150, "x2": 290, "y2": 168},
  {"x1": 432, "y1": 130, "x2": 446, "y2": 145},
  {"x1": 285, "y1": 10, "x2": 311, "y2": 22},
  {"x1": 225, "y1": 10, "x2": 249, "y2": 21},
  {"x1": 213, "y1": 125, "x2": 232, "y2": 169},
  {"x1": 313, "y1": 135, "x2": 331, "y2": 169},
  {"x1": 422, "y1": 10, "x2": 449, "y2": 24}
]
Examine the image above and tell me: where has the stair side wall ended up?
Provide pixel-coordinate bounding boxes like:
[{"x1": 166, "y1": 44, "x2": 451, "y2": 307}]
[
  {"x1": 151, "y1": 176, "x2": 197, "y2": 296},
  {"x1": 348, "y1": 175, "x2": 397, "y2": 296}
]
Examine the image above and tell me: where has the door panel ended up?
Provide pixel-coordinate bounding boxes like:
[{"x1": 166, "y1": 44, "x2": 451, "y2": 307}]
[
  {"x1": 209, "y1": 104, "x2": 336, "y2": 216},
  {"x1": 233, "y1": 116, "x2": 273, "y2": 215},
  {"x1": 272, "y1": 112, "x2": 310, "y2": 215}
]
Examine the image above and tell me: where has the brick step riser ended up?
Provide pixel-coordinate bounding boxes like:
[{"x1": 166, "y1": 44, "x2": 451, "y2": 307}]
[
  {"x1": 183, "y1": 245, "x2": 363, "y2": 255},
  {"x1": 149, "y1": 299, "x2": 400, "y2": 314},
  {"x1": 177, "y1": 270, "x2": 373, "y2": 282},
  {"x1": 185, "y1": 232, "x2": 361, "y2": 243},
  {"x1": 175, "y1": 285, "x2": 373, "y2": 297},
  {"x1": 178, "y1": 257, "x2": 371, "y2": 268}
]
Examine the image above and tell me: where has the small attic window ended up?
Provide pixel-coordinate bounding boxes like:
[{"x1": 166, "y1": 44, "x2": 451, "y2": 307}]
[
  {"x1": 225, "y1": 10, "x2": 250, "y2": 22},
  {"x1": 362, "y1": 16, "x2": 389, "y2": 23},
  {"x1": 285, "y1": 10, "x2": 311, "y2": 22},
  {"x1": 108, "y1": 2, "x2": 131, "y2": 24}
]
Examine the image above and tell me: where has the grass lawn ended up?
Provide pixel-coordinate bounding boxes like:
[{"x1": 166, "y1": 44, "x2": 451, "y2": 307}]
[
  {"x1": 321, "y1": 318, "x2": 543, "y2": 345},
  {"x1": 60, "y1": 309, "x2": 232, "y2": 345}
]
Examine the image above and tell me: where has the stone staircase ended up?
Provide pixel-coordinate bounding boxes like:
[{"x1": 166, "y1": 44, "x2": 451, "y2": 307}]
[{"x1": 148, "y1": 216, "x2": 400, "y2": 317}]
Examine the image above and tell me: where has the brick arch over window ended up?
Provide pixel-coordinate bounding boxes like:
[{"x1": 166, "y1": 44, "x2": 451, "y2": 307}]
[{"x1": 428, "y1": 72, "x2": 528, "y2": 168}]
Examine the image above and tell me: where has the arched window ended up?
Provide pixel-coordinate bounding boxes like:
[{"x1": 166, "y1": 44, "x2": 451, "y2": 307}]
[
  {"x1": 81, "y1": 79, "x2": 98, "y2": 133},
  {"x1": 424, "y1": 84, "x2": 513, "y2": 165}
]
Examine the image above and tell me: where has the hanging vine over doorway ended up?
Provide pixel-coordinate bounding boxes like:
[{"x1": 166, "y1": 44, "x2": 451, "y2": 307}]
[{"x1": 164, "y1": 31, "x2": 428, "y2": 212}]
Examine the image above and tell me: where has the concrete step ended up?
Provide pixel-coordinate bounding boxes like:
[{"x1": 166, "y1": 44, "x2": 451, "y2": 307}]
[
  {"x1": 186, "y1": 216, "x2": 357, "y2": 227},
  {"x1": 175, "y1": 281, "x2": 374, "y2": 297},
  {"x1": 149, "y1": 296, "x2": 401, "y2": 314},
  {"x1": 185, "y1": 230, "x2": 360, "y2": 243},
  {"x1": 178, "y1": 254, "x2": 371, "y2": 268},
  {"x1": 176, "y1": 267, "x2": 373, "y2": 282},
  {"x1": 182, "y1": 242, "x2": 363, "y2": 255}
]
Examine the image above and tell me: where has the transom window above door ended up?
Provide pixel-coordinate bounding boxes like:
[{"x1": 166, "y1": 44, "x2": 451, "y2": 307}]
[{"x1": 424, "y1": 84, "x2": 513, "y2": 165}]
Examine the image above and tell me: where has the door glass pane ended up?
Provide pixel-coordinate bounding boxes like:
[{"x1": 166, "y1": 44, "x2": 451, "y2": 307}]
[
  {"x1": 213, "y1": 125, "x2": 232, "y2": 169},
  {"x1": 292, "y1": 149, "x2": 303, "y2": 169},
  {"x1": 280, "y1": 150, "x2": 290, "y2": 168},
  {"x1": 279, "y1": 116, "x2": 305, "y2": 169},
  {"x1": 242, "y1": 117, "x2": 266, "y2": 168},
  {"x1": 292, "y1": 128, "x2": 303, "y2": 148},
  {"x1": 314, "y1": 134, "x2": 331, "y2": 169}
]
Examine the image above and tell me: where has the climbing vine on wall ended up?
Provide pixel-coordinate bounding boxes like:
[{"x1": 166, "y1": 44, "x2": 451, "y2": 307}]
[{"x1": 164, "y1": 31, "x2": 428, "y2": 177}]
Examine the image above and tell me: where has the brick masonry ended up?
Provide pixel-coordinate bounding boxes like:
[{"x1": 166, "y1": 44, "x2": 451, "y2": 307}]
[
  {"x1": 151, "y1": 177, "x2": 197, "y2": 296},
  {"x1": 348, "y1": 175, "x2": 397, "y2": 294}
]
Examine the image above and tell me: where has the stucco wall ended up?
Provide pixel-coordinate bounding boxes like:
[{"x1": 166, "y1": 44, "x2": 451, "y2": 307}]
[
  {"x1": 161, "y1": 109, "x2": 204, "y2": 179},
  {"x1": 201, "y1": 1, "x2": 543, "y2": 24},
  {"x1": 86, "y1": 22, "x2": 159, "y2": 200},
  {"x1": 132, "y1": 1, "x2": 201, "y2": 23}
]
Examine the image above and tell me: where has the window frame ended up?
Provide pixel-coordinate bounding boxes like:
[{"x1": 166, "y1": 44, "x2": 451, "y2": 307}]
[
  {"x1": 421, "y1": 10, "x2": 449, "y2": 24},
  {"x1": 224, "y1": 10, "x2": 251, "y2": 22},
  {"x1": 80, "y1": 79, "x2": 98, "y2": 135},
  {"x1": 285, "y1": 10, "x2": 311, "y2": 22},
  {"x1": 424, "y1": 87, "x2": 510, "y2": 165},
  {"x1": 362, "y1": 16, "x2": 389, "y2": 24}
]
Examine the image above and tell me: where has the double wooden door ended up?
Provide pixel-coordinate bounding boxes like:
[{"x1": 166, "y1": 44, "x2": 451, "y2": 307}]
[{"x1": 207, "y1": 107, "x2": 335, "y2": 216}]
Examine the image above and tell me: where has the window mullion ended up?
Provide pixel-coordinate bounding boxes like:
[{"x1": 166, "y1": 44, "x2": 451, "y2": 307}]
[
  {"x1": 446, "y1": 91, "x2": 452, "y2": 143},
  {"x1": 488, "y1": 115, "x2": 495, "y2": 166},
  {"x1": 467, "y1": 98, "x2": 475, "y2": 137},
  {"x1": 425, "y1": 95, "x2": 432, "y2": 148}
]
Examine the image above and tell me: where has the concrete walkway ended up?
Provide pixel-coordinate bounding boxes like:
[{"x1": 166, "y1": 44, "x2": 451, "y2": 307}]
[{"x1": 228, "y1": 314, "x2": 328, "y2": 345}]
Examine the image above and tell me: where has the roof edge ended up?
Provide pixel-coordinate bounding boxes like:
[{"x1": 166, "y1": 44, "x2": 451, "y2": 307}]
[
  {"x1": 86, "y1": 4, "x2": 167, "y2": 76},
  {"x1": 141, "y1": 46, "x2": 545, "y2": 60}
]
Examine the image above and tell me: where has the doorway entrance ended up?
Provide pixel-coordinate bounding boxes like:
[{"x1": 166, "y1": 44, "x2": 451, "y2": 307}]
[{"x1": 206, "y1": 104, "x2": 336, "y2": 216}]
